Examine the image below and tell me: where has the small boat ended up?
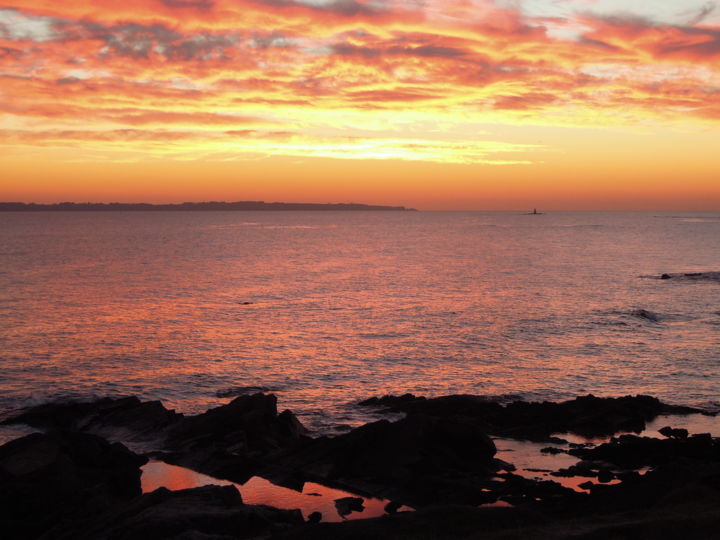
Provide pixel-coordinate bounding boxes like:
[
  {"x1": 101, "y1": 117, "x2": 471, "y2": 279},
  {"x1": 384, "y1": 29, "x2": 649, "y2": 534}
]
[{"x1": 527, "y1": 208, "x2": 544, "y2": 215}]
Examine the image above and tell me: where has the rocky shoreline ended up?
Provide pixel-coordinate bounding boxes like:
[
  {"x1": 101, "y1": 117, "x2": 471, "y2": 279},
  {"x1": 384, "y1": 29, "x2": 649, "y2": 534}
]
[{"x1": 1, "y1": 393, "x2": 718, "y2": 539}]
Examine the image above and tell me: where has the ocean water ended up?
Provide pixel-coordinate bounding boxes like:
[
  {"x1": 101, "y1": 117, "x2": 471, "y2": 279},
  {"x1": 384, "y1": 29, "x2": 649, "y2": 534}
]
[{"x1": 1, "y1": 211, "x2": 719, "y2": 433}]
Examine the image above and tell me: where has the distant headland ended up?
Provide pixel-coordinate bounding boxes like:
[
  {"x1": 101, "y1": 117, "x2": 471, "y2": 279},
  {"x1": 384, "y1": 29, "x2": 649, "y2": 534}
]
[{"x1": 0, "y1": 201, "x2": 417, "y2": 212}]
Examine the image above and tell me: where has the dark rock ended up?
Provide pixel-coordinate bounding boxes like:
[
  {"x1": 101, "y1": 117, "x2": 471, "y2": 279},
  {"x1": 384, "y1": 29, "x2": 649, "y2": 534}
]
[
  {"x1": 659, "y1": 426, "x2": 689, "y2": 439},
  {"x1": 631, "y1": 309, "x2": 661, "y2": 322},
  {"x1": 335, "y1": 496, "x2": 364, "y2": 517},
  {"x1": 216, "y1": 386, "x2": 270, "y2": 398},
  {"x1": 569, "y1": 442, "x2": 594, "y2": 449},
  {"x1": 0, "y1": 431, "x2": 147, "y2": 540},
  {"x1": 384, "y1": 500, "x2": 402, "y2": 514},
  {"x1": 616, "y1": 471, "x2": 641, "y2": 483},
  {"x1": 268, "y1": 413, "x2": 498, "y2": 506},
  {"x1": 307, "y1": 511, "x2": 322, "y2": 523},
  {"x1": 1, "y1": 397, "x2": 181, "y2": 442},
  {"x1": 44, "y1": 485, "x2": 303, "y2": 540},
  {"x1": 4, "y1": 394, "x2": 310, "y2": 485},
  {"x1": 358, "y1": 393, "x2": 421, "y2": 408},
  {"x1": 497, "y1": 473, "x2": 579, "y2": 505},
  {"x1": 541, "y1": 446, "x2": 566, "y2": 454},
  {"x1": 578, "y1": 480, "x2": 595, "y2": 491},
  {"x1": 597, "y1": 470, "x2": 615, "y2": 483},
  {"x1": 569, "y1": 433, "x2": 720, "y2": 469},
  {"x1": 655, "y1": 271, "x2": 720, "y2": 282},
  {"x1": 164, "y1": 394, "x2": 310, "y2": 482},
  {"x1": 359, "y1": 393, "x2": 705, "y2": 441}
]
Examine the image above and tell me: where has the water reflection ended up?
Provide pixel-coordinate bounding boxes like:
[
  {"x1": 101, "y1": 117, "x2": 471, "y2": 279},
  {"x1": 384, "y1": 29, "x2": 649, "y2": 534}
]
[{"x1": 141, "y1": 461, "x2": 411, "y2": 522}]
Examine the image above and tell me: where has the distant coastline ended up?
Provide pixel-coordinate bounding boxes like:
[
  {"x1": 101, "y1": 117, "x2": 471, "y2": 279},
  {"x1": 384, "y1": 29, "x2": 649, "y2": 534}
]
[{"x1": 0, "y1": 201, "x2": 417, "y2": 212}]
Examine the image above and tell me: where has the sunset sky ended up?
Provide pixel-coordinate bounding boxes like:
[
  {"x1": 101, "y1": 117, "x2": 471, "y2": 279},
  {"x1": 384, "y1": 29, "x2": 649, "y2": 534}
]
[{"x1": 1, "y1": 0, "x2": 719, "y2": 209}]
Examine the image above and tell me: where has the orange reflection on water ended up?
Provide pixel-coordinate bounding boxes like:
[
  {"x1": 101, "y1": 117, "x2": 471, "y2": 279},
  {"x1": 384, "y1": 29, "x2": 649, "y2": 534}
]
[{"x1": 141, "y1": 461, "x2": 410, "y2": 522}]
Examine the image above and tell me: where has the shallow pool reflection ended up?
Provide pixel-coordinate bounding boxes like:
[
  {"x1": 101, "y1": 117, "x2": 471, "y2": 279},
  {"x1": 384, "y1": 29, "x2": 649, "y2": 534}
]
[{"x1": 141, "y1": 461, "x2": 412, "y2": 522}]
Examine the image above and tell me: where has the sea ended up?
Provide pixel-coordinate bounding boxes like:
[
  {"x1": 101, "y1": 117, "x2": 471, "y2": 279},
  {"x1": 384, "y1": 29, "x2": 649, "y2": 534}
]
[{"x1": 1, "y1": 211, "x2": 719, "y2": 435}]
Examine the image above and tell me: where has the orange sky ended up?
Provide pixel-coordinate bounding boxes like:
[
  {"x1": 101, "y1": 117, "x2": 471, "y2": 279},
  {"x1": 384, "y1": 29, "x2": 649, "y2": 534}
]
[{"x1": 1, "y1": 0, "x2": 719, "y2": 209}]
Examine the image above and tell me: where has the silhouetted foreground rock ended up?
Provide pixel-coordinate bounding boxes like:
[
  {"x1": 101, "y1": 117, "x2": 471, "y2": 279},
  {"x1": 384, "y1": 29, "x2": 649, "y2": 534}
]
[
  {"x1": 3, "y1": 392, "x2": 719, "y2": 538},
  {"x1": 0, "y1": 431, "x2": 147, "y2": 540},
  {"x1": 266, "y1": 413, "x2": 503, "y2": 506},
  {"x1": 3, "y1": 393, "x2": 309, "y2": 483},
  {"x1": 569, "y1": 432, "x2": 720, "y2": 469},
  {"x1": 163, "y1": 393, "x2": 309, "y2": 482},
  {"x1": 273, "y1": 427, "x2": 720, "y2": 539},
  {"x1": 2, "y1": 396, "x2": 181, "y2": 442},
  {"x1": 44, "y1": 485, "x2": 303, "y2": 540},
  {"x1": 359, "y1": 393, "x2": 705, "y2": 441},
  {"x1": 273, "y1": 499, "x2": 720, "y2": 539}
]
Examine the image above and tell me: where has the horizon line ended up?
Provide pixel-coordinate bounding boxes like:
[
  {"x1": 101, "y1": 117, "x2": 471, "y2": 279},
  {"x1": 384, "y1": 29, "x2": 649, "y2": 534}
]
[{"x1": 2, "y1": 201, "x2": 720, "y2": 213}]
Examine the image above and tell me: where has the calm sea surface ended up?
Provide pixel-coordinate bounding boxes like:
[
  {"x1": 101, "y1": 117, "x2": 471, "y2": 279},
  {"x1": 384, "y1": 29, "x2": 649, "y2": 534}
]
[{"x1": 1, "y1": 211, "x2": 719, "y2": 433}]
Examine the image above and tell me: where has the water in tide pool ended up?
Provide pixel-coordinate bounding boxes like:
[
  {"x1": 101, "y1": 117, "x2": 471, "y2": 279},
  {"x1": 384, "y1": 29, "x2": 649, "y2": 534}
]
[{"x1": 1, "y1": 211, "x2": 719, "y2": 434}]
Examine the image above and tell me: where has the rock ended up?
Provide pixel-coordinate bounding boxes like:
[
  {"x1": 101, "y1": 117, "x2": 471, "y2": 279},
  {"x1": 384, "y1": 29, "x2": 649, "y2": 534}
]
[
  {"x1": 164, "y1": 394, "x2": 309, "y2": 482},
  {"x1": 216, "y1": 386, "x2": 271, "y2": 398},
  {"x1": 0, "y1": 431, "x2": 147, "y2": 540},
  {"x1": 44, "y1": 485, "x2": 303, "y2": 539},
  {"x1": 3, "y1": 394, "x2": 311, "y2": 485},
  {"x1": 569, "y1": 433, "x2": 720, "y2": 469},
  {"x1": 384, "y1": 501, "x2": 402, "y2": 514},
  {"x1": 166, "y1": 394, "x2": 306, "y2": 450},
  {"x1": 359, "y1": 393, "x2": 704, "y2": 441},
  {"x1": 335, "y1": 497, "x2": 364, "y2": 517},
  {"x1": 655, "y1": 271, "x2": 720, "y2": 282},
  {"x1": 307, "y1": 511, "x2": 322, "y2": 523},
  {"x1": 541, "y1": 447, "x2": 565, "y2": 454},
  {"x1": 596, "y1": 470, "x2": 615, "y2": 483},
  {"x1": 1, "y1": 397, "x2": 181, "y2": 442},
  {"x1": 616, "y1": 471, "x2": 641, "y2": 483},
  {"x1": 268, "y1": 413, "x2": 498, "y2": 506},
  {"x1": 631, "y1": 309, "x2": 661, "y2": 322},
  {"x1": 358, "y1": 394, "x2": 421, "y2": 407},
  {"x1": 659, "y1": 426, "x2": 689, "y2": 439}
]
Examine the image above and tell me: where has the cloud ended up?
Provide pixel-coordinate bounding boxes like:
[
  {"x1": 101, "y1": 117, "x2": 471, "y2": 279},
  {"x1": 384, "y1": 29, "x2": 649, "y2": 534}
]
[
  {"x1": 580, "y1": 13, "x2": 720, "y2": 61},
  {"x1": 2, "y1": 1, "x2": 720, "y2": 167},
  {"x1": 686, "y1": 2, "x2": 717, "y2": 26},
  {"x1": 161, "y1": 0, "x2": 216, "y2": 9}
]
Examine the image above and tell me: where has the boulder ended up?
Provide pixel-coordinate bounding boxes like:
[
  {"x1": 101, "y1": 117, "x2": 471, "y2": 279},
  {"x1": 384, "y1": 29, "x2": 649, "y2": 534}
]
[
  {"x1": 0, "y1": 431, "x2": 147, "y2": 539},
  {"x1": 164, "y1": 394, "x2": 309, "y2": 482},
  {"x1": 335, "y1": 497, "x2": 364, "y2": 517},
  {"x1": 659, "y1": 426, "x2": 689, "y2": 439}
]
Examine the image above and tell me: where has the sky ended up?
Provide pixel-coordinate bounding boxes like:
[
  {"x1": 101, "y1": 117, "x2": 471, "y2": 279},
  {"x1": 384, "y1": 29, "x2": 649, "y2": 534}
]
[{"x1": 1, "y1": 0, "x2": 719, "y2": 209}]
